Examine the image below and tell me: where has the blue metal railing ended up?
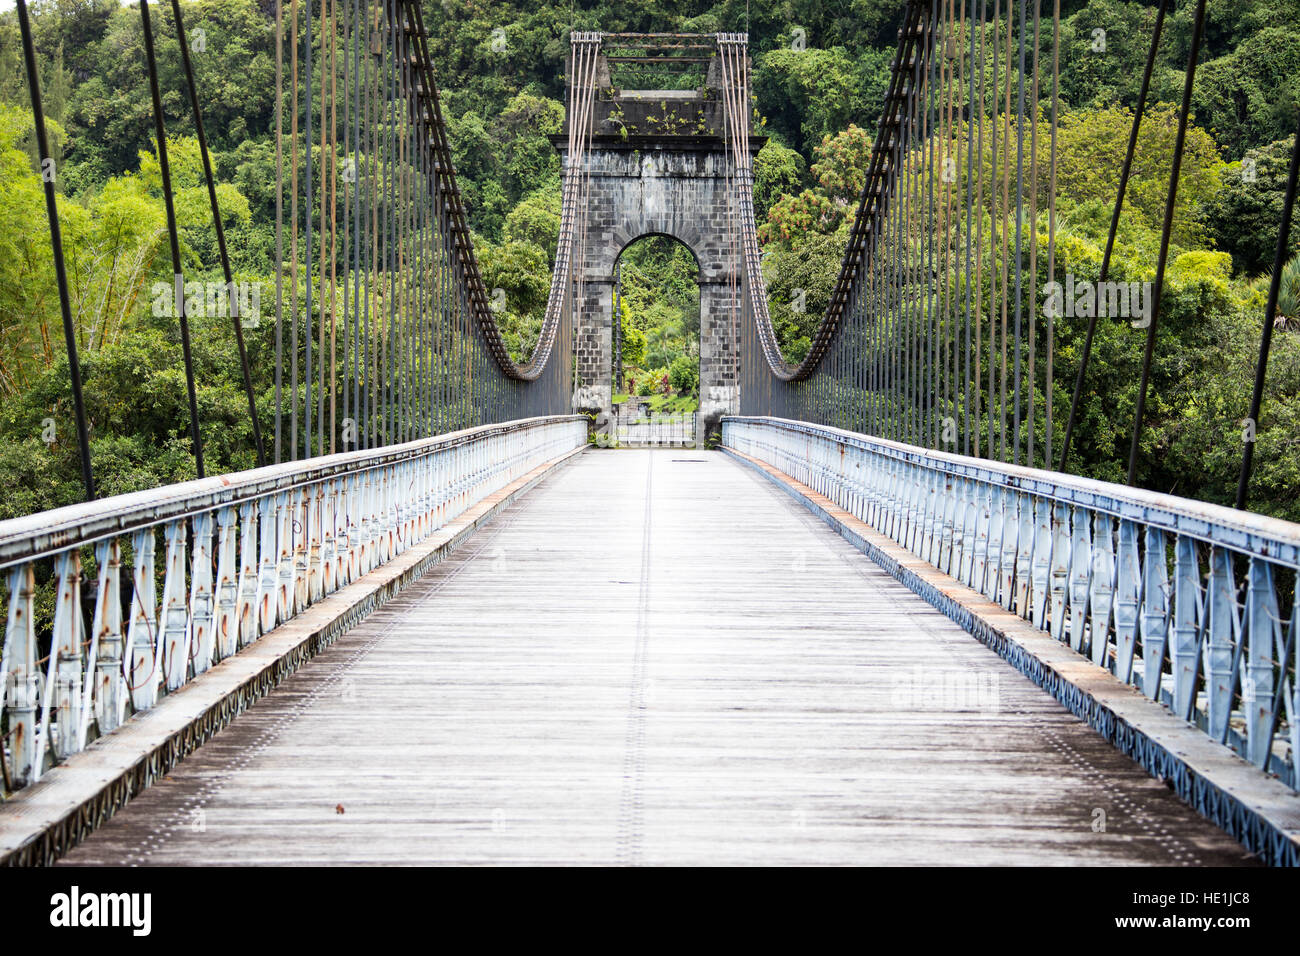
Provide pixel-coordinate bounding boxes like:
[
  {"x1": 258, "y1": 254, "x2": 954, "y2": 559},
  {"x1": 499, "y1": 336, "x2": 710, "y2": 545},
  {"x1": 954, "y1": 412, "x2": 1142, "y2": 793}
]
[
  {"x1": 723, "y1": 416, "x2": 1299, "y2": 790},
  {"x1": 0, "y1": 416, "x2": 586, "y2": 792}
]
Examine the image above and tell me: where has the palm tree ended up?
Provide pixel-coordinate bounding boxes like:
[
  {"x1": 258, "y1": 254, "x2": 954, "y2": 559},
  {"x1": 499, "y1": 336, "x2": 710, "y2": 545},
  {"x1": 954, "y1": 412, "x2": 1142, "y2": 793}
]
[
  {"x1": 643, "y1": 316, "x2": 685, "y2": 368},
  {"x1": 1252, "y1": 253, "x2": 1300, "y2": 331}
]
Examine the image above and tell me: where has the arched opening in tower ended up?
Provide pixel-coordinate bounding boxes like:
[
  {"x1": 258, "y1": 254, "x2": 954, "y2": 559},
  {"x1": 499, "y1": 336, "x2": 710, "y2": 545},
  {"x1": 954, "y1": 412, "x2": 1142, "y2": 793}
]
[{"x1": 611, "y1": 234, "x2": 701, "y2": 446}]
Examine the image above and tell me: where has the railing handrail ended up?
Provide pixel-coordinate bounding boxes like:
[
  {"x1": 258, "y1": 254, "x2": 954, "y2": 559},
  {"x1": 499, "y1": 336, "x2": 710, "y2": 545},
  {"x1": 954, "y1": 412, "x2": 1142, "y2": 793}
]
[
  {"x1": 0, "y1": 415, "x2": 586, "y2": 568},
  {"x1": 724, "y1": 416, "x2": 1300, "y2": 567}
]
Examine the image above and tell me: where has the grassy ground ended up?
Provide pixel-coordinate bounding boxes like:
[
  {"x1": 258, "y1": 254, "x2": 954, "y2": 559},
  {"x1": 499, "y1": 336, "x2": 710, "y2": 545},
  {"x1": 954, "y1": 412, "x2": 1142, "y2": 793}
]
[{"x1": 614, "y1": 393, "x2": 699, "y2": 414}]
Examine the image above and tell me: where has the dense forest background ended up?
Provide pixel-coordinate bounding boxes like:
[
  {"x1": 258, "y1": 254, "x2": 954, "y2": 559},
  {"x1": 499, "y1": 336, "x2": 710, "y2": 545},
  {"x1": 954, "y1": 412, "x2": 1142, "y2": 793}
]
[{"x1": 1, "y1": 0, "x2": 1299, "y2": 520}]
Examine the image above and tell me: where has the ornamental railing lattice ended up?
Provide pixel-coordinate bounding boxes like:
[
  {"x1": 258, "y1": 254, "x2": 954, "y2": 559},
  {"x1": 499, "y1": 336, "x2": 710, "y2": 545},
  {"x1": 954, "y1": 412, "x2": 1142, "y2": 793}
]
[{"x1": 0, "y1": 416, "x2": 585, "y2": 792}]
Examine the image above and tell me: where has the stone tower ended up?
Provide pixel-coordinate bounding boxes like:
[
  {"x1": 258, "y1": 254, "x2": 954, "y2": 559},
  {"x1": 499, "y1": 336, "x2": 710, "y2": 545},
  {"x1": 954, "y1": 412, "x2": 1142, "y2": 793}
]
[{"x1": 553, "y1": 36, "x2": 763, "y2": 444}]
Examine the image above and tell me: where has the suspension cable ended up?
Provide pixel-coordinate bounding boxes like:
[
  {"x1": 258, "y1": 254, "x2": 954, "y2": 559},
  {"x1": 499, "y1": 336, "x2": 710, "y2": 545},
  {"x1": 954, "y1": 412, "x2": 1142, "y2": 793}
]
[
  {"x1": 1235, "y1": 112, "x2": 1300, "y2": 510},
  {"x1": 140, "y1": 0, "x2": 205, "y2": 478},
  {"x1": 15, "y1": 0, "x2": 94, "y2": 500},
  {"x1": 1059, "y1": 0, "x2": 1169, "y2": 472},
  {"x1": 1127, "y1": 0, "x2": 1209, "y2": 486},
  {"x1": 169, "y1": 0, "x2": 266, "y2": 468}
]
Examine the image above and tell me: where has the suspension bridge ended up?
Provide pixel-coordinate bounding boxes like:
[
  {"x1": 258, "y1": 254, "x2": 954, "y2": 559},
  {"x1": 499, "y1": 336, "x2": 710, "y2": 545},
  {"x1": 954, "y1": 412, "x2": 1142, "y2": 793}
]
[{"x1": 0, "y1": 0, "x2": 1298, "y2": 866}]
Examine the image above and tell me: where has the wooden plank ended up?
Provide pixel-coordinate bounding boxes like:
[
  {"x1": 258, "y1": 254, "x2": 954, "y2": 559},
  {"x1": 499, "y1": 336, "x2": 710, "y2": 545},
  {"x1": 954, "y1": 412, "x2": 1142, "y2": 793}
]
[{"x1": 59, "y1": 452, "x2": 1258, "y2": 866}]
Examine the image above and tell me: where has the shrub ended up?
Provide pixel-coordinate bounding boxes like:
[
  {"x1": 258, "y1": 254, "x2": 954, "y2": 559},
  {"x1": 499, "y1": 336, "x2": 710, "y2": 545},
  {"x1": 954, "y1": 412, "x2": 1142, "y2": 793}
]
[{"x1": 668, "y1": 355, "x2": 699, "y2": 394}]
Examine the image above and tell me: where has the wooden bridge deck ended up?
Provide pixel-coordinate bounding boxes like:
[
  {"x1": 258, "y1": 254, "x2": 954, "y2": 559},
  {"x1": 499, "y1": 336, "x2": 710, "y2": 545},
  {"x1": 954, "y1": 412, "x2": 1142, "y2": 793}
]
[{"x1": 59, "y1": 450, "x2": 1256, "y2": 866}]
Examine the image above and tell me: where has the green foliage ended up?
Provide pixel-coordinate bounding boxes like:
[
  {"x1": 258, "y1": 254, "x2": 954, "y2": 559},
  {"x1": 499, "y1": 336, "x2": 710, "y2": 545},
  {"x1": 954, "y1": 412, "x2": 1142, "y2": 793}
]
[
  {"x1": 618, "y1": 322, "x2": 646, "y2": 370},
  {"x1": 668, "y1": 353, "x2": 699, "y2": 394},
  {"x1": 1204, "y1": 139, "x2": 1300, "y2": 276},
  {"x1": 761, "y1": 227, "x2": 845, "y2": 364},
  {"x1": 754, "y1": 46, "x2": 866, "y2": 157},
  {"x1": 1057, "y1": 0, "x2": 1183, "y2": 114},
  {"x1": 447, "y1": 110, "x2": 509, "y2": 238},
  {"x1": 761, "y1": 124, "x2": 871, "y2": 242},
  {"x1": 639, "y1": 391, "x2": 697, "y2": 415},
  {"x1": 1192, "y1": 27, "x2": 1300, "y2": 158},
  {"x1": 1250, "y1": 252, "x2": 1300, "y2": 326},
  {"x1": 444, "y1": 90, "x2": 564, "y2": 242},
  {"x1": 46, "y1": 0, "x2": 275, "y2": 179},
  {"x1": 0, "y1": 0, "x2": 1297, "y2": 524},
  {"x1": 0, "y1": 110, "x2": 239, "y2": 396},
  {"x1": 497, "y1": 92, "x2": 565, "y2": 200},
  {"x1": 635, "y1": 369, "x2": 663, "y2": 397},
  {"x1": 612, "y1": 236, "x2": 699, "y2": 393},
  {"x1": 1057, "y1": 0, "x2": 1300, "y2": 158},
  {"x1": 1055, "y1": 105, "x2": 1224, "y2": 249},
  {"x1": 475, "y1": 234, "x2": 550, "y2": 363},
  {"x1": 752, "y1": 138, "x2": 806, "y2": 224},
  {"x1": 505, "y1": 183, "x2": 562, "y2": 263},
  {"x1": 0, "y1": 307, "x2": 270, "y2": 518}
]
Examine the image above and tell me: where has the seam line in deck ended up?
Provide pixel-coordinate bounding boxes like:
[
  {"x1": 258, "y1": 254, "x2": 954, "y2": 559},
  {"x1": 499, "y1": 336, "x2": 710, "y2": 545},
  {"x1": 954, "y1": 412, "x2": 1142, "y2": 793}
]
[{"x1": 616, "y1": 452, "x2": 654, "y2": 865}]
